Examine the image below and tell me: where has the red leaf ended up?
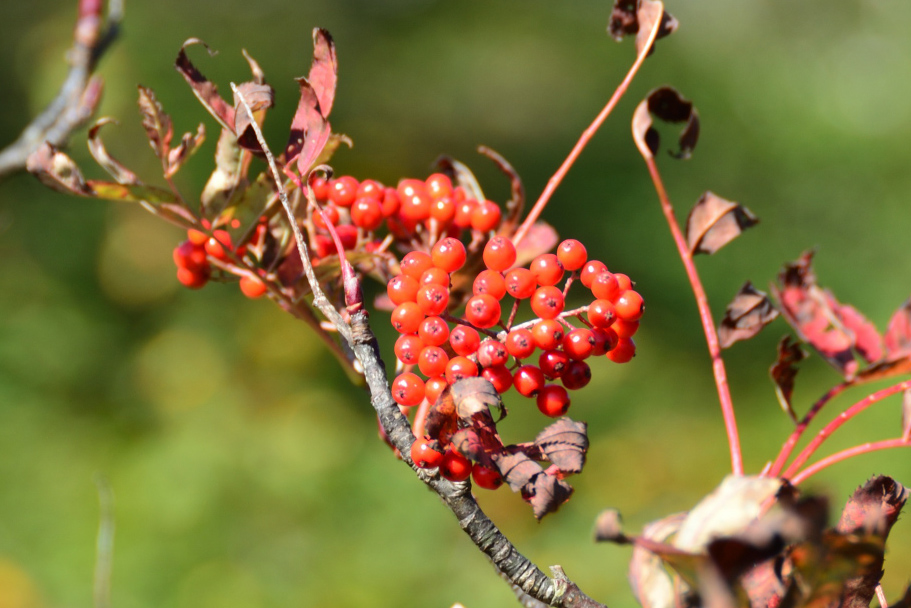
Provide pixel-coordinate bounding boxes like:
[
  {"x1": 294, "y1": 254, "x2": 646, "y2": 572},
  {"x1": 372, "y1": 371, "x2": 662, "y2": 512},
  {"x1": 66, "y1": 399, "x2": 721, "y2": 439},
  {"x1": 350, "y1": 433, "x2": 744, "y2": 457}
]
[
  {"x1": 286, "y1": 78, "x2": 331, "y2": 177},
  {"x1": 884, "y1": 297, "x2": 911, "y2": 359},
  {"x1": 26, "y1": 142, "x2": 93, "y2": 196},
  {"x1": 685, "y1": 192, "x2": 759, "y2": 256},
  {"x1": 232, "y1": 82, "x2": 275, "y2": 153},
  {"x1": 632, "y1": 86, "x2": 700, "y2": 160},
  {"x1": 308, "y1": 28, "x2": 338, "y2": 118},
  {"x1": 534, "y1": 418, "x2": 588, "y2": 474},
  {"x1": 174, "y1": 39, "x2": 236, "y2": 132},
  {"x1": 769, "y1": 336, "x2": 806, "y2": 423},
  {"x1": 87, "y1": 119, "x2": 141, "y2": 185},
  {"x1": 522, "y1": 471, "x2": 573, "y2": 520},
  {"x1": 137, "y1": 86, "x2": 173, "y2": 163},
  {"x1": 514, "y1": 221, "x2": 559, "y2": 268},
  {"x1": 718, "y1": 282, "x2": 779, "y2": 349},
  {"x1": 826, "y1": 293, "x2": 884, "y2": 364}
]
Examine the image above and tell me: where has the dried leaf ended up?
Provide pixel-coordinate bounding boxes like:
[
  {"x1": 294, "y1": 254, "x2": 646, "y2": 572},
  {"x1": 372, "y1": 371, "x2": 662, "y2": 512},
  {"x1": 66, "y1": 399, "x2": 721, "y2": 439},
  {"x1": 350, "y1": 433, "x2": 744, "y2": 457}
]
[
  {"x1": 478, "y1": 146, "x2": 525, "y2": 237},
  {"x1": 492, "y1": 451, "x2": 542, "y2": 493},
  {"x1": 87, "y1": 119, "x2": 141, "y2": 185},
  {"x1": 769, "y1": 336, "x2": 806, "y2": 423},
  {"x1": 233, "y1": 82, "x2": 275, "y2": 153},
  {"x1": 837, "y1": 476, "x2": 908, "y2": 537},
  {"x1": 718, "y1": 282, "x2": 778, "y2": 349},
  {"x1": 608, "y1": 0, "x2": 679, "y2": 55},
  {"x1": 137, "y1": 86, "x2": 173, "y2": 163},
  {"x1": 629, "y1": 513, "x2": 685, "y2": 608},
  {"x1": 201, "y1": 128, "x2": 247, "y2": 217},
  {"x1": 534, "y1": 418, "x2": 588, "y2": 474},
  {"x1": 287, "y1": 78, "x2": 331, "y2": 177},
  {"x1": 594, "y1": 508, "x2": 626, "y2": 543},
  {"x1": 308, "y1": 28, "x2": 338, "y2": 118},
  {"x1": 166, "y1": 123, "x2": 206, "y2": 178},
  {"x1": 884, "y1": 298, "x2": 911, "y2": 359},
  {"x1": 27, "y1": 142, "x2": 93, "y2": 196},
  {"x1": 523, "y1": 471, "x2": 573, "y2": 520},
  {"x1": 450, "y1": 377, "x2": 507, "y2": 424},
  {"x1": 632, "y1": 86, "x2": 700, "y2": 160},
  {"x1": 686, "y1": 192, "x2": 758, "y2": 255},
  {"x1": 87, "y1": 181, "x2": 177, "y2": 205},
  {"x1": 828, "y1": 294, "x2": 884, "y2": 364},
  {"x1": 241, "y1": 49, "x2": 266, "y2": 85},
  {"x1": 434, "y1": 155, "x2": 486, "y2": 203},
  {"x1": 175, "y1": 39, "x2": 236, "y2": 132}
]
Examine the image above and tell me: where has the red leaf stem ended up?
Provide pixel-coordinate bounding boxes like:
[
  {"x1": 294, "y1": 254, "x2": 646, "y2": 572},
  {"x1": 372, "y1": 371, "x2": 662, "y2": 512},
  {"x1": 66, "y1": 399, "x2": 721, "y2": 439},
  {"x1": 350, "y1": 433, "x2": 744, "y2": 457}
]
[{"x1": 790, "y1": 437, "x2": 911, "y2": 486}]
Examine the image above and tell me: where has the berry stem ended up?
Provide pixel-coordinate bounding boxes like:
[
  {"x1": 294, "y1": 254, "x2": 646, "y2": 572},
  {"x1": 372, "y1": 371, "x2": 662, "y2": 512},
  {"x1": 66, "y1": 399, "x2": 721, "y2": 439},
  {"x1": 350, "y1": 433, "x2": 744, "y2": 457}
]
[
  {"x1": 789, "y1": 437, "x2": 911, "y2": 486},
  {"x1": 767, "y1": 381, "x2": 850, "y2": 478},
  {"x1": 643, "y1": 155, "x2": 743, "y2": 476},
  {"x1": 782, "y1": 380, "x2": 911, "y2": 480},
  {"x1": 511, "y1": 10, "x2": 663, "y2": 248},
  {"x1": 412, "y1": 398, "x2": 431, "y2": 439}
]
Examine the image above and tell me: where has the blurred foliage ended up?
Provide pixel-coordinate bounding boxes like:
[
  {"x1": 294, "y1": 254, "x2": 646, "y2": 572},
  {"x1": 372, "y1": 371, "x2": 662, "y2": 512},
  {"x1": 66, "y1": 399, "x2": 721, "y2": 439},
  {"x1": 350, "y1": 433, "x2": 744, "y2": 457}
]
[{"x1": 2, "y1": 1, "x2": 911, "y2": 607}]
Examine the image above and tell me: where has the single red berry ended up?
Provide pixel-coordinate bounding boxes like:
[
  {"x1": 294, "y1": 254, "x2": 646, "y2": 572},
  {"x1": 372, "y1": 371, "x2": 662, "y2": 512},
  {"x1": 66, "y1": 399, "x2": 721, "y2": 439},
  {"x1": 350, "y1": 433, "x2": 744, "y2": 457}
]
[
  {"x1": 613, "y1": 318, "x2": 640, "y2": 339},
  {"x1": 536, "y1": 385, "x2": 571, "y2": 417},
  {"x1": 445, "y1": 356, "x2": 479, "y2": 383},
  {"x1": 380, "y1": 187, "x2": 401, "y2": 217},
  {"x1": 607, "y1": 337, "x2": 636, "y2": 363},
  {"x1": 204, "y1": 229, "x2": 233, "y2": 261},
  {"x1": 356, "y1": 179, "x2": 385, "y2": 200},
  {"x1": 450, "y1": 325, "x2": 481, "y2": 357},
  {"x1": 398, "y1": 178, "x2": 429, "y2": 200},
  {"x1": 562, "y1": 328, "x2": 595, "y2": 361},
  {"x1": 464, "y1": 294, "x2": 502, "y2": 329},
  {"x1": 176, "y1": 266, "x2": 209, "y2": 289},
  {"x1": 513, "y1": 365, "x2": 546, "y2": 397},
  {"x1": 430, "y1": 196, "x2": 456, "y2": 224},
  {"x1": 400, "y1": 191, "x2": 432, "y2": 222},
  {"x1": 391, "y1": 372, "x2": 425, "y2": 406},
  {"x1": 411, "y1": 437, "x2": 444, "y2": 468},
  {"x1": 394, "y1": 333, "x2": 424, "y2": 365},
  {"x1": 591, "y1": 327, "x2": 619, "y2": 356},
  {"x1": 173, "y1": 240, "x2": 208, "y2": 271},
  {"x1": 591, "y1": 272, "x2": 621, "y2": 302},
  {"x1": 440, "y1": 448, "x2": 472, "y2": 482},
  {"x1": 418, "y1": 316, "x2": 451, "y2": 347},
  {"x1": 418, "y1": 346, "x2": 450, "y2": 378},
  {"x1": 472, "y1": 270, "x2": 507, "y2": 300},
  {"x1": 351, "y1": 197, "x2": 384, "y2": 230},
  {"x1": 391, "y1": 302, "x2": 424, "y2": 334},
  {"x1": 614, "y1": 290, "x2": 645, "y2": 322},
  {"x1": 401, "y1": 251, "x2": 434, "y2": 280},
  {"x1": 530, "y1": 254, "x2": 565, "y2": 287},
  {"x1": 477, "y1": 339, "x2": 509, "y2": 368},
  {"x1": 424, "y1": 376, "x2": 449, "y2": 404},
  {"x1": 471, "y1": 463, "x2": 503, "y2": 490},
  {"x1": 186, "y1": 229, "x2": 208, "y2": 246},
  {"x1": 420, "y1": 267, "x2": 451, "y2": 287},
  {"x1": 587, "y1": 299, "x2": 617, "y2": 328},
  {"x1": 335, "y1": 225, "x2": 358, "y2": 251},
  {"x1": 387, "y1": 274, "x2": 420, "y2": 305},
  {"x1": 329, "y1": 175, "x2": 359, "y2": 207},
  {"x1": 530, "y1": 286, "x2": 565, "y2": 320},
  {"x1": 483, "y1": 236, "x2": 517, "y2": 272},
  {"x1": 453, "y1": 198, "x2": 478, "y2": 229},
  {"x1": 531, "y1": 320, "x2": 564, "y2": 350},
  {"x1": 505, "y1": 268, "x2": 536, "y2": 299},
  {"x1": 470, "y1": 200, "x2": 502, "y2": 232},
  {"x1": 311, "y1": 175, "x2": 330, "y2": 200},
  {"x1": 481, "y1": 365, "x2": 513, "y2": 394},
  {"x1": 416, "y1": 283, "x2": 450, "y2": 317},
  {"x1": 580, "y1": 260, "x2": 608, "y2": 288},
  {"x1": 425, "y1": 173, "x2": 453, "y2": 199},
  {"x1": 561, "y1": 360, "x2": 592, "y2": 390},
  {"x1": 505, "y1": 328, "x2": 536, "y2": 360},
  {"x1": 556, "y1": 239, "x2": 587, "y2": 271},
  {"x1": 239, "y1": 274, "x2": 267, "y2": 299},
  {"x1": 431, "y1": 237, "x2": 467, "y2": 273},
  {"x1": 539, "y1": 349, "x2": 570, "y2": 379},
  {"x1": 312, "y1": 234, "x2": 334, "y2": 258},
  {"x1": 614, "y1": 273, "x2": 633, "y2": 292},
  {"x1": 312, "y1": 204, "x2": 340, "y2": 230}
]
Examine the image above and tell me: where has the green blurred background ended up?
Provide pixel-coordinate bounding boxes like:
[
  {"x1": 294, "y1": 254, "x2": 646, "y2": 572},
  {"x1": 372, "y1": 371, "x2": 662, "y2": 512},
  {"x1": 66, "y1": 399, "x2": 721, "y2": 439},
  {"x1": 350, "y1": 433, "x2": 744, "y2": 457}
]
[{"x1": 2, "y1": 1, "x2": 911, "y2": 607}]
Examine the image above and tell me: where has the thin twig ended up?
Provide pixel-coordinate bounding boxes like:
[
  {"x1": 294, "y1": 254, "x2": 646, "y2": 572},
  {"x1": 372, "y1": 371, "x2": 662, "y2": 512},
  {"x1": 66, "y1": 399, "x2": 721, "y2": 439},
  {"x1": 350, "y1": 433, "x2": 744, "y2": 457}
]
[{"x1": 789, "y1": 437, "x2": 911, "y2": 486}]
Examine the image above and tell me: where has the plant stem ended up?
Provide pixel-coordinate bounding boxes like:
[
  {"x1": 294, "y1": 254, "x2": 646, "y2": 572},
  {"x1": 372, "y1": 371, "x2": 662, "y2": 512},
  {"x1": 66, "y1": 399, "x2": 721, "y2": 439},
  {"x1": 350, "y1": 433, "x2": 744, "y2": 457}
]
[
  {"x1": 644, "y1": 155, "x2": 743, "y2": 475},
  {"x1": 511, "y1": 10, "x2": 662, "y2": 248},
  {"x1": 789, "y1": 437, "x2": 911, "y2": 486},
  {"x1": 782, "y1": 380, "x2": 911, "y2": 480}
]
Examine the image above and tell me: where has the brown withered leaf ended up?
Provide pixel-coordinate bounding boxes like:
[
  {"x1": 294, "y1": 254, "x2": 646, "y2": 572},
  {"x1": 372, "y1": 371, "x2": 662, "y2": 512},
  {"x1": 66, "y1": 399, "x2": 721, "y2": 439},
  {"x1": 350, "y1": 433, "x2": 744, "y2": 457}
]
[
  {"x1": 685, "y1": 191, "x2": 759, "y2": 255},
  {"x1": 87, "y1": 119, "x2": 141, "y2": 185},
  {"x1": 769, "y1": 336, "x2": 806, "y2": 423},
  {"x1": 175, "y1": 39, "x2": 236, "y2": 132},
  {"x1": 166, "y1": 123, "x2": 206, "y2": 179},
  {"x1": 632, "y1": 86, "x2": 699, "y2": 160},
  {"x1": 434, "y1": 155, "x2": 486, "y2": 203},
  {"x1": 718, "y1": 282, "x2": 778, "y2": 349},
  {"x1": 424, "y1": 384, "x2": 459, "y2": 446},
  {"x1": 608, "y1": 0, "x2": 679, "y2": 55},
  {"x1": 884, "y1": 297, "x2": 911, "y2": 359},
  {"x1": 308, "y1": 29, "x2": 337, "y2": 118},
  {"x1": 534, "y1": 418, "x2": 588, "y2": 474},
  {"x1": 594, "y1": 508, "x2": 627, "y2": 543},
  {"x1": 450, "y1": 429, "x2": 489, "y2": 465},
  {"x1": 27, "y1": 142, "x2": 93, "y2": 196},
  {"x1": 233, "y1": 82, "x2": 274, "y2": 153},
  {"x1": 492, "y1": 451, "x2": 542, "y2": 493},
  {"x1": 450, "y1": 377, "x2": 507, "y2": 424},
  {"x1": 837, "y1": 476, "x2": 908, "y2": 537},
  {"x1": 137, "y1": 86, "x2": 173, "y2": 163},
  {"x1": 241, "y1": 49, "x2": 266, "y2": 85},
  {"x1": 478, "y1": 146, "x2": 524, "y2": 237},
  {"x1": 522, "y1": 471, "x2": 573, "y2": 520}
]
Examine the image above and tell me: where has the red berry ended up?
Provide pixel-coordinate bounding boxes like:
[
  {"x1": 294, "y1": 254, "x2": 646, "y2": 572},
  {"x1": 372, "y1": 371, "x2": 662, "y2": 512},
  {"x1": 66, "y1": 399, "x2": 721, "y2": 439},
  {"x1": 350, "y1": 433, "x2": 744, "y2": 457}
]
[
  {"x1": 329, "y1": 175, "x2": 359, "y2": 207},
  {"x1": 418, "y1": 346, "x2": 450, "y2": 378},
  {"x1": 356, "y1": 179, "x2": 385, "y2": 200},
  {"x1": 394, "y1": 333, "x2": 424, "y2": 365},
  {"x1": 591, "y1": 272, "x2": 621, "y2": 302},
  {"x1": 430, "y1": 196, "x2": 456, "y2": 224},
  {"x1": 530, "y1": 254, "x2": 565, "y2": 287},
  {"x1": 470, "y1": 200, "x2": 502, "y2": 232},
  {"x1": 532, "y1": 320, "x2": 564, "y2": 350},
  {"x1": 450, "y1": 325, "x2": 481, "y2": 357},
  {"x1": 513, "y1": 365, "x2": 546, "y2": 397},
  {"x1": 607, "y1": 337, "x2": 636, "y2": 363},
  {"x1": 424, "y1": 376, "x2": 449, "y2": 404},
  {"x1": 591, "y1": 327, "x2": 619, "y2": 356},
  {"x1": 335, "y1": 224, "x2": 358, "y2": 251},
  {"x1": 445, "y1": 356, "x2": 479, "y2": 383},
  {"x1": 561, "y1": 360, "x2": 592, "y2": 390},
  {"x1": 401, "y1": 251, "x2": 434, "y2": 280},
  {"x1": 391, "y1": 302, "x2": 423, "y2": 334},
  {"x1": 536, "y1": 385, "x2": 570, "y2": 417},
  {"x1": 614, "y1": 273, "x2": 633, "y2": 292},
  {"x1": 205, "y1": 229, "x2": 233, "y2": 260},
  {"x1": 391, "y1": 372, "x2": 425, "y2": 406},
  {"x1": 580, "y1": 260, "x2": 608, "y2": 288},
  {"x1": 420, "y1": 267, "x2": 451, "y2": 287},
  {"x1": 614, "y1": 290, "x2": 645, "y2": 322},
  {"x1": 398, "y1": 178, "x2": 428, "y2": 200},
  {"x1": 400, "y1": 191, "x2": 432, "y2": 222},
  {"x1": 311, "y1": 175, "x2": 330, "y2": 200},
  {"x1": 464, "y1": 294, "x2": 502, "y2": 329},
  {"x1": 613, "y1": 318, "x2": 640, "y2": 339},
  {"x1": 431, "y1": 237, "x2": 467, "y2": 273},
  {"x1": 239, "y1": 274, "x2": 267, "y2": 299},
  {"x1": 556, "y1": 239, "x2": 587, "y2": 271},
  {"x1": 312, "y1": 204, "x2": 340, "y2": 230},
  {"x1": 505, "y1": 328, "x2": 536, "y2": 360},
  {"x1": 504, "y1": 268, "x2": 536, "y2": 299},
  {"x1": 380, "y1": 187, "x2": 401, "y2": 217},
  {"x1": 418, "y1": 316, "x2": 451, "y2": 347},
  {"x1": 481, "y1": 365, "x2": 513, "y2": 394},
  {"x1": 472, "y1": 270, "x2": 507, "y2": 300},
  {"x1": 453, "y1": 198, "x2": 478, "y2": 229},
  {"x1": 477, "y1": 339, "x2": 509, "y2": 368},
  {"x1": 186, "y1": 229, "x2": 208, "y2": 246},
  {"x1": 426, "y1": 173, "x2": 453, "y2": 199},
  {"x1": 587, "y1": 299, "x2": 617, "y2": 328},
  {"x1": 562, "y1": 328, "x2": 595, "y2": 361},
  {"x1": 176, "y1": 266, "x2": 209, "y2": 289},
  {"x1": 471, "y1": 463, "x2": 503, "y2": 490},
  {"x1": 173, "y1": 240, "x2": 208, "y2": 271},
  {"x1": 530, "y1": 286, "x2": 565, "y2": 320},
  {"x1": 483, "y1": 236, "x2": 517, "y2": 272},
  {"x1": 539, "y1": 349, "x2": 570, "y2": 379},
  {"x1": 416, "y1": 283, "x2": 450, "y2": 317},
  {"x1": 411, "y1": 437, "x2": 444, "y2": 468},
  {"x1": 440, "y1": 448, "x2": 472, "y2": 482},
  {"x1": 387, "y1": 275, "x2": 420, "y2": 305},
  {"x1": 351, "y1": 197, "x2": 384, "y2": 230},
  {"x1": 312, "y1": 234, "x2": 334, "y2": 258}
]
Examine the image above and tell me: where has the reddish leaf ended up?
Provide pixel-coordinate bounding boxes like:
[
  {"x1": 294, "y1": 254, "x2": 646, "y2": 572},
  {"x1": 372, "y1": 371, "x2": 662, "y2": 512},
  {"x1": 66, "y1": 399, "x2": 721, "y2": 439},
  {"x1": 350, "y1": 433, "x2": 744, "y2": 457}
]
[
  {"x1": 514, "y1": 221, "x2": 559, "y2": 268},
  {"x1": 232, "y1": 82, "x2": 275, "y2": 153},
  {"x1": 137, "y1": 86, "x2": 173, "y2": 163},
  {"x1": 903, "y1": 389, "x2": 911, "y2": 441},
  {"x1": 450, "y1": 429, "x2": 488, "y2": 464},
  {"x1": 175, "y1": 39, "x2": 236, "y2": 132},
  {"x1": 424, "y1": 384, "x2": 459, "y2": 446},
  {"x1": 241, "y1": 48, "x2": 266, "y2": 85},
  {"x1": 718, "y1": 282, "x2": 779, "y2": 349},
  {"x1": 308, "y1": 28, "x2": 338, "y2": 118},
  {"x1": 593, "y1": 508, "x2": 627, "y2": 543},
  {"x1": 286, "y1": 78, "x2": 331, "y2": 177},
  {"x1": 628, "y1": 513, "x2": 685, "y2": 608},
  {"x1": 492, "y1": 451, "x2": 542, "y2": 493},
  {"x1": 522, "y1": 471, "x2": 573, "y2": 520},
  {"x1": 608, "y1": 0, "x2": 679, "y2": 55},
  {"x1": 884, "y1": 298, "x2": 911, "y2": 359},
  {"x1": 827, "y1": 294, "x2": 884, "y2": 364},
  {"x1": 450, "y1": 376, "x2": 507, "y2": 424},
  {"x1": 534, "y1": 418, "x2": 588, "y2": 474},
  {"x1": 26, "y1": 142, "x2": 93, "y2": 196},
  {"x1": 685, "y1": 192, "x2": 759, "y2": 256},
  {"x1": 87, "y1": 119, "x2": 141, "y2": 185},
  {"x1": 632, "y1": 86, "x2": 700, "y2": 160},
  {"x1": 769, "y1": 336, "x2": 806, "y2": 423},
  {"x1": 165, "y1": 122, "x2": 206, "y2": 178}
]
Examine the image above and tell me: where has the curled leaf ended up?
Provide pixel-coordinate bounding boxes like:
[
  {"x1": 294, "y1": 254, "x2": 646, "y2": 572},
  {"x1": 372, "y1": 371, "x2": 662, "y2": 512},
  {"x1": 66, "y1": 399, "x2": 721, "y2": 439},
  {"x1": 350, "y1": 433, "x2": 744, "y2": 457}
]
[
  {"x1": 478, "y1": 146, "x2": 525, "y2": 237},
  {"x1": 137, "y1": 86, "x2": 173, "y2": 164},
  {"x1": 523, "y1": 473, "x2": 573, "y2": 520},
  {"x1": 718, "y1": 282, "x2": 778, "y2": 349},
  {"x1": 492, "y1": 451, "x2": 542, "y2": 493},
  {"x1": 608, "y1": 0, "x2": 679, "y2": 56},
  {"x1": 534, "y1": 418, "x2": 588, "y2": 474},
  {"x1": 632, "y1": 86, "x2": 699, "y2": 160},
  {"x1": 201, "y1": 128, "x2": 247, "y2": 218},
  {"x1": 166, "y1": 123, "x2": 206, "y2": 179},
  {"x1": 27, "y1": 142, "x2": 93, "y2": 195},
  {"x1": 233, "y1": 82, "x2": 274, "y2": 153},
  {"x1": 769, "y1": 336, "x2": 806, "y2": 423},
  {"x1": 241, "y1": 48, "x2": 266, "y2": 85},
  {"x1": 434, "y1": 155, "x2": 486, "y2": 203},
  {"x1": 686, "y1": 191, "x2": 758, "y2": 255},
  {"x1": 175, "y1": 39, "x2": 236, "y2": 131},
  {"x1": 287, "y1": 78, "x2": 331, "y2": 177},
  {"x1": 88, "y1": 119, "x2": 141, "y2": 185},
  {"x1": 629, "y1": 513, "x2": 685, "y2": 608}
]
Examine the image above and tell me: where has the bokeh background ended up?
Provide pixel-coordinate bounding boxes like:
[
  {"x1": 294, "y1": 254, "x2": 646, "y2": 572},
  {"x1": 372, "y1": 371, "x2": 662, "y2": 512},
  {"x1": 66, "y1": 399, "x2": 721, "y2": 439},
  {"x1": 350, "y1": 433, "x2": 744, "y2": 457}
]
[{"x1": 2, "y1": 1, "x2": 911, "y2": 607}]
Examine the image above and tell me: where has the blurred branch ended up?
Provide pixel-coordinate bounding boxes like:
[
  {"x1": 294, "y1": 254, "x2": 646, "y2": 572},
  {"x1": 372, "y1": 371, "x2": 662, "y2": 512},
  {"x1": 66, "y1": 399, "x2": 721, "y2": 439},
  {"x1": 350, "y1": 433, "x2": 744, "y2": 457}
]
[{"x1": 0, "y1": 0, "x2": 123, "y2": 180}]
